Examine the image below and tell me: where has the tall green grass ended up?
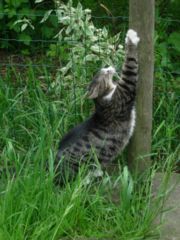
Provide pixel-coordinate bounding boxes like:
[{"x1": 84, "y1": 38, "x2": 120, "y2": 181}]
[
  {"x1": 152, "y1": 71, "x2": 179, "y2": 168},
  {"x1": 0, "y1": 66, "x2": 179, "y2": 240}
]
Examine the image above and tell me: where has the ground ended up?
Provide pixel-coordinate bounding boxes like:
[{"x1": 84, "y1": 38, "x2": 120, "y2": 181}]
[{"x1": 153, "y1": 173, "x2": 180, "y2": 240}]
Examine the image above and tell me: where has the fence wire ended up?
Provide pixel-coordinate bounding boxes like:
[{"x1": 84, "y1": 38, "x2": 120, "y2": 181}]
[
  {"x1": 0, "y1": 12, "x2": 179, "y2": 100},
  {"x1": 1, "y1": 11, "x2": 180, "y2": 22},
  {"x1": 0, "y1": 17, "x2": 179, "y2": 154}
]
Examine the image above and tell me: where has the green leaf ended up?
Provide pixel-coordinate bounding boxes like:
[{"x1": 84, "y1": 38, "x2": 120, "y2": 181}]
[
  {"x1": 40, "y1": 10, "x2": 53, "y2": 23},
  {"x1": 84, "y1": 54, "x2": 95, "y2": 61},
  {"x1": 168, "y1": 32, "x2": 180, "y2": 52},
  {"x1": 21, "y1": 23, "x2": 28, "y2": 31},
  {"x1": 41, "y1": 26, "x2": 54, "y2": 38},
  {"x1": 19, "y1": 33, "x2": 31, "y2": 45},
  {"x1": 35, "y1": 0, "x2": 44, "y2": 3},
  {"x1": 91, "y1": 45, "x2": 103, "y2": 54}
]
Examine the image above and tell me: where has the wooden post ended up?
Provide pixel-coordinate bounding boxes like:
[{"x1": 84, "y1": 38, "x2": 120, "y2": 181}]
[{"x1": 127, "y1": 0, "x2": 154, "y2": 171}]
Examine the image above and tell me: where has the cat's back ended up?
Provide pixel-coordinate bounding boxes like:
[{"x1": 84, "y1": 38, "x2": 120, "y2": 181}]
[{"x1": 57, "y1": 117, "x2": 95, "y2": 153}]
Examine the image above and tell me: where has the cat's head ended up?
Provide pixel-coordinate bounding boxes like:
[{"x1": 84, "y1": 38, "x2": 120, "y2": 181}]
[{"x1": 87, "y1": 66, "x2": 116, "y2": 100}]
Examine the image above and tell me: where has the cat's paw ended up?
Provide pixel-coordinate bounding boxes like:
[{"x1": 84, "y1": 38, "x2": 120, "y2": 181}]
[{"x1": 125, "y1": 29, "x2": 140, "y2": 46}]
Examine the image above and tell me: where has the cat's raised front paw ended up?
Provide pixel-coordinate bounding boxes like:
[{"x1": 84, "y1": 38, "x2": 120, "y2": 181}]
[{"x1": 125, "y1": 29, "x2": 140, "y2": 46}]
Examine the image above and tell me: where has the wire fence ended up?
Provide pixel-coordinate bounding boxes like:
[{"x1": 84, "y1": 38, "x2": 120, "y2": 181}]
[
  {"x1": 0, "y1": 11, "x2": 179, "y2": 156},
  {"x1": 1, "y1": 11, "x2": 180, "y2": 22},
  {"x1": 0, "y1": 12, "x2": 179, "y2": 99}
]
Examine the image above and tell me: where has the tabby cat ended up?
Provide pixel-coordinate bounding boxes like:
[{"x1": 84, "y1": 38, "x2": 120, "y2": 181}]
[{"x1": 55, "y1": 29, "x2": 140, "y2": 182}]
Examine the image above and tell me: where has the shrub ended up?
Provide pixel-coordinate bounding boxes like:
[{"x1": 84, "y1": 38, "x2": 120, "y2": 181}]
[
  {"x1": 42, "y1": 0, "x2": 124, "y2": 86},
  {"x1": 0, "y1": 0, "x2": 56, "y2": 52}
]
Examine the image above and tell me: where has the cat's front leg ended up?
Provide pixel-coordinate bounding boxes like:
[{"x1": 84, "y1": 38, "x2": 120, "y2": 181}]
[{"x1": 115, "y1": 29, "x2": 140, "y2": 107}]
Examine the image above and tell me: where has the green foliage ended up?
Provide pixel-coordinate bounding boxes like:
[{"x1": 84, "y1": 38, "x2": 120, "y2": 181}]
[
  {"x1": 0, "y1": 1, "x2": 179, "y2": 237},
  {"x1": 0, "y1": 2, "x2": 179, "y2": 237},
  {"x1": 0, "y1": 0, "x2": 57, "y2": 52},
  {"x1": 153, "y1": 2, "x2": 180, "y2": 154},
  {"x1": 63, "y1": 0, "x2": 128, "y2": 35},
  {"x1": 42, "y1": 1, "x2": 124, "y2": 89},
  {"x1": 0, "y1": 67, "x2": 177, "y2": 238},
  {"x1": 155, "y1": 0, "x2": 180, "y2": 73}
]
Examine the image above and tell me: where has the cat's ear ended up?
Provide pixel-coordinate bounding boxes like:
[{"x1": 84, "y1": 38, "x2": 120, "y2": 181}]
[{"x1": 87, "y1": 82, "x2": 100, "y2": 99}]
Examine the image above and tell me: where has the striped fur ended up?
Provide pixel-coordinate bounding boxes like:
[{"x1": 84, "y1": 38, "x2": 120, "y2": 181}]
[{"x1": 55, "y1": 29, "x2": 140, "y2": 182}]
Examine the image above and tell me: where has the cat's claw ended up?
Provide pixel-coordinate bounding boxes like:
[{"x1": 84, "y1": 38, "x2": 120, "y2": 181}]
[{"x1": 125, "y1": 29, "x2": 140, "y2": 46}]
